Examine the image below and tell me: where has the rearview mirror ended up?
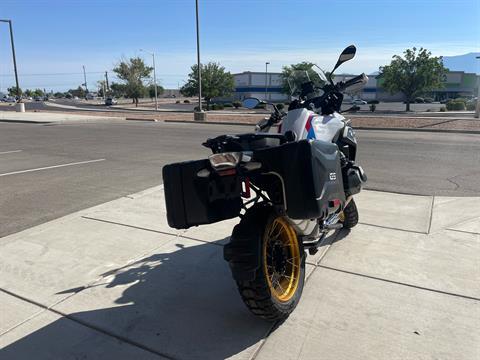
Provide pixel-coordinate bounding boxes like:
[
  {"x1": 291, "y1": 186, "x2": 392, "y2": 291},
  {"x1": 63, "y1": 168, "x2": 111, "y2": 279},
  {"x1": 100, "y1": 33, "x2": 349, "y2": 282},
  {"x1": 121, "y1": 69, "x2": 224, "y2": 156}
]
[
  {"x1": 242, "y1": 97, "x2": 261, "y2": 109},
  {"x1": 331, "y1": 45, "x2": 356, "y2": 76}
]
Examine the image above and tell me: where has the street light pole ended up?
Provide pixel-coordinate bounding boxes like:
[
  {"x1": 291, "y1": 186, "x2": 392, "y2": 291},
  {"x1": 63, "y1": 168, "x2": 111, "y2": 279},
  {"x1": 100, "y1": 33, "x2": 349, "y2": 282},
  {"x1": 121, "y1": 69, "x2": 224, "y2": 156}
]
[
  {"x1": 194, "y1": 0, "x2": 205, "y2": 120},
  {"x1": 0, "y1": 19, "x2": 20, "y2": 101},
  {"x1": 140, "y1": 49, "x2": 158, "y2": 111},
  {"x1": 82, "y1": 65, "x2": 88, "y2": 95},
  {"x1": 265, "y1": 62, "x2": 270, "y2": 102},
  {"x1": 475, "y1": 56, "x2": 480, "y2": 119}
]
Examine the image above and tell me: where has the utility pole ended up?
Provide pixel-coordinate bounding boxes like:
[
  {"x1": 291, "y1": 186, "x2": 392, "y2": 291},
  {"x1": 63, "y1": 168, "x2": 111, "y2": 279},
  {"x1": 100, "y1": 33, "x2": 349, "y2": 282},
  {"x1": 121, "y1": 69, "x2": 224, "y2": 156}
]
[
  {"x1": 265, "y1": 62, "x2": 270, "y2": 102},
  {"x1": 82, "y1": 65, "x2": 88, "y2": 95},
  {"x1": 0, "y1": 19, "x2": 20, "y2": 102},
  {"x1": 194, "y1": 0, "x2": 205, "y2": 120},
  {"x1": 140, "y1": 49, "x2": 158, "y2": 111},
  {"x1": 475, "y1": 56, "x2": 480, "y2": 119},
  {"x1": 105, "y1": 71, "x2": 109, "y2": 92}
]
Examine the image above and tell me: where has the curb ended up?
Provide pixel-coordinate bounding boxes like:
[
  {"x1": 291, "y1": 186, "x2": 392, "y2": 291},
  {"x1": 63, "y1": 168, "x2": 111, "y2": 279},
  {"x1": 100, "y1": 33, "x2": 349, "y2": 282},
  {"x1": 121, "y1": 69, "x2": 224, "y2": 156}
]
[
  {"x1": 126, "y1": 117, "x2": 161, "y2": 122},
  {"x1": 0, "y1": 119, "x2": 51, "y2": 124},
  {"x1": 163, "y1": 119, "x2": 480, "y2": 134},
  {"x1": 355, "y1": 126, "x2": 480, "y2": 135},
  {"x1": 164, "y1": 119, "x2": 256, "y2": 127}
]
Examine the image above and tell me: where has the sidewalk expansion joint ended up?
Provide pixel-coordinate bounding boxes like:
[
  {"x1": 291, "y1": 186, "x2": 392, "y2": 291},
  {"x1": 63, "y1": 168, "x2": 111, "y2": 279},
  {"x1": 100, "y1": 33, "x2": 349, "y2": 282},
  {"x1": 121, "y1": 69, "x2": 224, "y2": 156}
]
[
  {"x1": 358, "y1": 221, "x2": 427, "y2": 235},
  {"x1": 427, "y1": 196, "x2": 435, "y2": 234},
  {"x1": 0, "y1": 288, "x2": 175, "y2": 359},
  {"x1": 81, "y1": 216, "x2": 224, "y2": 247},
  {"x1": 445, "y1": 228, "x2": 480, "y2": 236},
  {"x1": 315, "y1": 265, "x2": 480, "y2": 302}
]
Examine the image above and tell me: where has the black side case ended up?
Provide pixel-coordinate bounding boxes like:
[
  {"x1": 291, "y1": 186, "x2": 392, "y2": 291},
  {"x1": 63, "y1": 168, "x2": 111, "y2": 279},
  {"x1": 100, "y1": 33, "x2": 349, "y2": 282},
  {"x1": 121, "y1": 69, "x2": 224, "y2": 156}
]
[
  {"x1": 162, "y1": 159, "x2": 242, "y2": 229},
  {"x1": 254, "y1": 139, "x2": 345, "y2": 219}
]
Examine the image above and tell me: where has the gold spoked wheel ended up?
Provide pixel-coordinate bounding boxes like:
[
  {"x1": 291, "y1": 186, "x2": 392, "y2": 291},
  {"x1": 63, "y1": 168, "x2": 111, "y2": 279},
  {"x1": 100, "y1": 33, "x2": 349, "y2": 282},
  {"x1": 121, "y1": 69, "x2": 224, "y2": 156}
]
[{"x1": 263, "y1": 217, "x2": 301, "y2": 302}]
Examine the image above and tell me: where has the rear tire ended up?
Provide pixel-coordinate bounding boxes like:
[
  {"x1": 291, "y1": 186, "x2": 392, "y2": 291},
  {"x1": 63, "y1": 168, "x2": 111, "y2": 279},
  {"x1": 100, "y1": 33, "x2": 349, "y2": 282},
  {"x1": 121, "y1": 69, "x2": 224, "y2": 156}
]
[
  {"x1": 342, "y1": 198, "x2": 359, "y2": 229},
  {"x1": 226, "y1": 206, "x2": 305, "y2": 321}
]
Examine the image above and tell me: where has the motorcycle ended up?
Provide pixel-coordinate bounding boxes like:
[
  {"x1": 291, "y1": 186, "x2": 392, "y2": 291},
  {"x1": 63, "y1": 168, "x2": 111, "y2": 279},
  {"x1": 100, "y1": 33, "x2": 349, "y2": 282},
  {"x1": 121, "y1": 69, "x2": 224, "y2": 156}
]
[{"x1": 163, "y1": 45, "x2": 368, "y2": 321}]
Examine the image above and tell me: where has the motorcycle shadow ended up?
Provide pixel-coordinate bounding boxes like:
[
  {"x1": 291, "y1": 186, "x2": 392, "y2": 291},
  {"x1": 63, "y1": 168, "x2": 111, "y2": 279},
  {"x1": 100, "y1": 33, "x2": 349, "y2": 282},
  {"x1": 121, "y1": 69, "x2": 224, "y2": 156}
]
[{"x1": 2, "y1": 238, "x2": 273, "y2": 360}]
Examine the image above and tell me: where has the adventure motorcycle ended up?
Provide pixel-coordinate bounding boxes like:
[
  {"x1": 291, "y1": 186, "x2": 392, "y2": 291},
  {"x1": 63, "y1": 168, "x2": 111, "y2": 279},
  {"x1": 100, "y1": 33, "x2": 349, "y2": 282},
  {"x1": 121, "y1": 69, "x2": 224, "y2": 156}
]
[{"x1": 163, "y1": 45, "x2": 368, "y2": 321}]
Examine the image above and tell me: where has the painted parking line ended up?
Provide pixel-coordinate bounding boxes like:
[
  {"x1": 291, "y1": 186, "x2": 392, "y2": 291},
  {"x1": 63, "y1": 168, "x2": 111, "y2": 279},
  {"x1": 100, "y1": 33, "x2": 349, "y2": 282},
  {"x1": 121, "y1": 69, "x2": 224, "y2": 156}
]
[
  {"x1": 0, "y1": 158, "x2": 106, "y2": 177},
  {"x1": 0, "y1": 150, "x2": 22, "y2": 155}
]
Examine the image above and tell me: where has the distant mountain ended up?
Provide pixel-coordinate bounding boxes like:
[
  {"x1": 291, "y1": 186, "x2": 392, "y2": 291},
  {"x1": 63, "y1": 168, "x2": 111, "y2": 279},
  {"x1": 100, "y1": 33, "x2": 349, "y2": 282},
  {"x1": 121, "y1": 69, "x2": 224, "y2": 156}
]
[{"x1": 443, "y1": 52, "x2": 480, "y2": 74}]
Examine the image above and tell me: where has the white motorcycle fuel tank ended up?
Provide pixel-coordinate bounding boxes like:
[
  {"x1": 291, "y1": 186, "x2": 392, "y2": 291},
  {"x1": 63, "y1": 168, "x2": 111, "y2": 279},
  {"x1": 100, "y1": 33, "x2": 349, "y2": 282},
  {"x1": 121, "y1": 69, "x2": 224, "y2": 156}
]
[{"x1": 281, "y1": 108, "x2": 345, "y2": 142}]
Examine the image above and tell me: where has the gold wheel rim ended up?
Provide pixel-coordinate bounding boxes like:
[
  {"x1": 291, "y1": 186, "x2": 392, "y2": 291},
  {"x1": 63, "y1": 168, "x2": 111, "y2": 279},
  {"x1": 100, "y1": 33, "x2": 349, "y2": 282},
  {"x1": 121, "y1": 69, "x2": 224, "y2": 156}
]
[{"x1": 263, "y1": 217, "x2": 301, "y2": 302}]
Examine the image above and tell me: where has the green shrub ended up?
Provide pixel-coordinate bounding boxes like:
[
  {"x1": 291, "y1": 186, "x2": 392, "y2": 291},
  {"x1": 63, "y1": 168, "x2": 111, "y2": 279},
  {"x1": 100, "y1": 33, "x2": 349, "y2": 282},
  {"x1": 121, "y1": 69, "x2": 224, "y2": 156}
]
[
  {"x1": 223, "y1": 103, "x2": 233, "y2": 108},
  {"x1": 351, "y1": 105, "x2": 360, "y2": 112},
  {"x1": 453, "y1": 97, "x2": 467, "y2": 104},
  {"x1": 175, "y1": 100, "x2": 181, "y2": 104},
  {"x1": 211, "y1": 103, "x2": 224, "y2": 110},
  {"x1": 276, "y1": 103, "x2": 285, "y2": 111},
  {"x1": 440, "y1": 106, "x2": 446, "y2": 112},
  {"x1": 369, "y1": 104, "x2": 376, "y2": 112},
  {"x1": 446, "y1": 100, "x2": 466, "y2": 111},
  {"x1": 284, "y1": 101, "x2": 290, "y2": 105},
  {"x1": 183, "y1": 99, "x2": 190, "y2": 103},
  {"x1": 233, "y1": 101, "x2": 242, "y2": 109},
  {"x1": 367, "y1": 100, "x2": 379, "y2": 104},
  {"x1": 466, "y1": 101, "x2": 477, "y2": 111}
]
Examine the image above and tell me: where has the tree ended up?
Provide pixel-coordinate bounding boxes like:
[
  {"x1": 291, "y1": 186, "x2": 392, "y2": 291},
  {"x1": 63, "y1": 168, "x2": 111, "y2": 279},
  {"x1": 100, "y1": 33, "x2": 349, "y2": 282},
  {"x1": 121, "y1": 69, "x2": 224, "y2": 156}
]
[
  {"x1": 97, "y1": 80, "x2": 109, "y2": 97},
  {"x1": 32, "y1": 89, "x2": 44, "y2": 97},
  {"x1": 68, "y1": 86, "x2": 86, "y2": 98},
  {"x1": 280, "y1": 62, "x2": 329, "y2": 95},
  {"x1": 24, "y1": 89, "x2": 33, "y2": 97},
  {"x1": 379, "y1": 47, "x2": 447, "y2": 111},
  {"x1": 147, "y1": 84, "x2": 164, "y2": 99},
  {"x1": 180, "y1": 62, "x2": 234, "y2": 110},
  {"x1": 110, "y1": 82, "x2": 127, "y2": 98},
  {"x1": 7, "y1": 86, "x2": 22, "y2": 97},
  {"x1": 113, "y1": 57, "x2": 152, "y2": 106}
]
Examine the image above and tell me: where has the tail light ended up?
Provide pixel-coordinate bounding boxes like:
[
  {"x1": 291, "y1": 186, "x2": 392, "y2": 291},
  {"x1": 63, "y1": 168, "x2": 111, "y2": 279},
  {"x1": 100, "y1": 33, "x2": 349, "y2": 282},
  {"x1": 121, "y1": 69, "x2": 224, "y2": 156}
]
[{"x1": 208, "y1": 152, "x2": 242, "y2": 170}]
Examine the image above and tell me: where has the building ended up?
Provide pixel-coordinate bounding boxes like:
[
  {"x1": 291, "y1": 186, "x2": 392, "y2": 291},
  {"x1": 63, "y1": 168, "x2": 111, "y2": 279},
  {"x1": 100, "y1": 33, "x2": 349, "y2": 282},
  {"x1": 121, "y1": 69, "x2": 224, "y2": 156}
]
[
  {"x1": 233, "y1": 72, "x2": 289, "y2": 102},
  {"x1": 228, "y1": 70, "x2": 479, "y2": 103},
  {"x1": 431, "y1": 71, "x2": 479, "y2": 100}
]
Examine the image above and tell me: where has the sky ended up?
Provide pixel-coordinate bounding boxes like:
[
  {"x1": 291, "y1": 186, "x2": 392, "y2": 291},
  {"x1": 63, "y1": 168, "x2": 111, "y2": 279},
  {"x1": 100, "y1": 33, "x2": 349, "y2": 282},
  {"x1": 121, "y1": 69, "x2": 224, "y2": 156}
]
[{"x1": 0, "y1": 0, "x2": 479, "y2": 92}]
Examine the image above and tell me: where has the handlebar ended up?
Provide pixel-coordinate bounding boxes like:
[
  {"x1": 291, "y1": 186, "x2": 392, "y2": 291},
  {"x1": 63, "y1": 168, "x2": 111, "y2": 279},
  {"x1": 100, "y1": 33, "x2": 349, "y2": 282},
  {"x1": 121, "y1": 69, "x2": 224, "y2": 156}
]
[
  {"x1": 255, "y1": 109, "x2": 286, "y2": 132},
  {"x1": 340, "y1": 73, "x2": 368, "y2": 90},
  {"x1": 255, "y1": 118, "x2": 271, "y2": 131}
]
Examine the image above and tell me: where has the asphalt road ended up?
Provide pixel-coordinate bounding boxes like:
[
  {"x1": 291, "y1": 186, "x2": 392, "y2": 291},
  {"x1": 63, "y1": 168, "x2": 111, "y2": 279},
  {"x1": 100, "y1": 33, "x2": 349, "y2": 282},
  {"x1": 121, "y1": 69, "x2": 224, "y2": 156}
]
[
  {"x1": 1, "y1": 99, "x2": 445, "y2": 114},
  {"x1": 0, "y1": 120, "x2": 479, "y2": 238}
]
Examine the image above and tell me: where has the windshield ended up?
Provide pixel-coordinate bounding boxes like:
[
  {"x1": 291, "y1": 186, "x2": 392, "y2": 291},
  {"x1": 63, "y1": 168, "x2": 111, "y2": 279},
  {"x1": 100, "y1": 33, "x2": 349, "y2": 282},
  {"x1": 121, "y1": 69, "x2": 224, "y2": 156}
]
[{"x1": 287, "y1": 64, "x2": 329, "y2": 98}]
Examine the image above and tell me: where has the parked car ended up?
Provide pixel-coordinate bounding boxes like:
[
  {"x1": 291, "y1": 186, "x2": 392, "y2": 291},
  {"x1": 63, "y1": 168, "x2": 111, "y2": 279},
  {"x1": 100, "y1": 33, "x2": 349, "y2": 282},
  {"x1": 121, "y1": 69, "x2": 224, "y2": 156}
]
[
  {"x1": 424, "y1": 97, "x2": 434, "y2": 103},
  {"x1": 414, "y1": 97, "x2": 425, "y2": 103},
  {"x1": 105, "y1": 97, "x2": 118, "y2": 106},
  {"x1": 5, "y1": 97, "x2": 16, "y2": 103},
  {"x1": 352, "y1": 99, "x2": 367, "y2": 105},
  {"x1": 34, "y1": 96, "x2": 42, "y2": 102}
]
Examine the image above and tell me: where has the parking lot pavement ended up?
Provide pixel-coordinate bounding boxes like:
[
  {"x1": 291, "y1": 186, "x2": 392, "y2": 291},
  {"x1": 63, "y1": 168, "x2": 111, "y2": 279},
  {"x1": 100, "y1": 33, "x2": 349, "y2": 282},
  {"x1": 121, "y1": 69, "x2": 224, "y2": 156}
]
[{"x1": 0, "y1": 186, "x2": 478, "y2": 359}]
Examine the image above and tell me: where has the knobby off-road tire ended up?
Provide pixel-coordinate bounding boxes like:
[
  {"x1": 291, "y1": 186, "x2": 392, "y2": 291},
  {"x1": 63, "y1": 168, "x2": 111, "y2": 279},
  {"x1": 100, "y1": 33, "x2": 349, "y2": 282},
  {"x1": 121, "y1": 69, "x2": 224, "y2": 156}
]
[
  {"x1": 226, "y1": 205, "x2": 306, "y2": 321},
  {"x1": 342, "y1": 198, "x2": 359, "y2": 229}
]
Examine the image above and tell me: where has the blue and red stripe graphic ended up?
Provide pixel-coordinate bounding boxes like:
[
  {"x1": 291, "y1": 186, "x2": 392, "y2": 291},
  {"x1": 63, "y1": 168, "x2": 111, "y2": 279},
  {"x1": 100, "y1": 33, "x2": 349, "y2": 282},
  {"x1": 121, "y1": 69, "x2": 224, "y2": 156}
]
[{"x1": 305, "y1": 114, "x2": 316, "y2": 140}]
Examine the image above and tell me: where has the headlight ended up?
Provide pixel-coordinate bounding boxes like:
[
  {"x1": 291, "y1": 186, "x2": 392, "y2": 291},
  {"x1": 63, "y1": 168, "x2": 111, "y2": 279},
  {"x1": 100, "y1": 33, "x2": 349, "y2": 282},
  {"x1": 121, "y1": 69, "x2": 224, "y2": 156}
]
[{"x1": 208, "y1": 152, "x2": 242, "y2": 170}]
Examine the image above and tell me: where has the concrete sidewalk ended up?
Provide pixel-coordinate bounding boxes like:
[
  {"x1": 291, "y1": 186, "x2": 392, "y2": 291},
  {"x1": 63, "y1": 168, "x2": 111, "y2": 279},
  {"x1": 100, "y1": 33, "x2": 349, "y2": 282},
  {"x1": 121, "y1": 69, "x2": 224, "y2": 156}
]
[
  {"x1": 0, "y1": 111, "x2": 125, "y2": 124},
  {"x1": 0, "y1": 187, "x2": 479, "y2": 359}
]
